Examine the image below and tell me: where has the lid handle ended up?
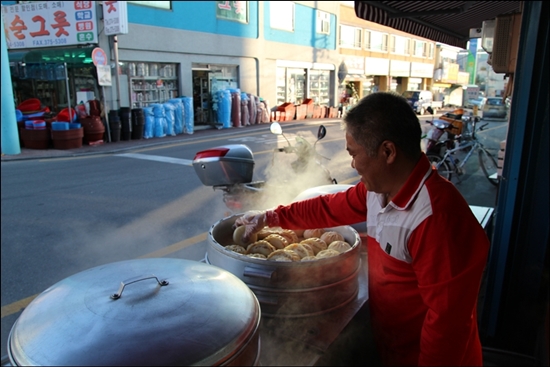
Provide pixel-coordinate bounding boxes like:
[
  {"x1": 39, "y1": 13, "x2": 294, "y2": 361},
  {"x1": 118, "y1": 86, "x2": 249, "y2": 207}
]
[{"x1": 110, "y1": 274, "x2": 169, "y2": 299}]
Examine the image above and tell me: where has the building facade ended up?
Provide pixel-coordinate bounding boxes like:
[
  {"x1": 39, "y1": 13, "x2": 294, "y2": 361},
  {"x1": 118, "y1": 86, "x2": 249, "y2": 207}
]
[
  {"x1": 4, "y1": 1, "x2": 483, "y2": 131},
  {"x1": 337, "y1": 2, "x2": 438, "y2": 107}
]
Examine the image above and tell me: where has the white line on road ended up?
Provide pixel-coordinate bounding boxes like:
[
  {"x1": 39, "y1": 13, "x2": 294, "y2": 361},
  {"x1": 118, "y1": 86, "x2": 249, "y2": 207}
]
[{"x1": 115, "y1": 153, "x2": 193, "y2": 166}]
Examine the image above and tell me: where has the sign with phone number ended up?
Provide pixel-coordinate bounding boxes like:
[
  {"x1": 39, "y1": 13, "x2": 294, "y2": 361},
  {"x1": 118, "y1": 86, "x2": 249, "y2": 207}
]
[{"x1": 1, "y1": 1, "x2": 98, "y2": 49}]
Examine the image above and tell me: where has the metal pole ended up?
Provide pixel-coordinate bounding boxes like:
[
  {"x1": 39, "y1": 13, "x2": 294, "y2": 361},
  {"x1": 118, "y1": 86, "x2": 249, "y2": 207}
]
[
  {"x1": 64, "y1": 62, "x2": 72, "y2": 122},
  {"x1": 103, "y1": 86, "x2": 111, "y2": 142},
  {"x1": 113, "y1": 35, "x2": 121, "y2": 110}
]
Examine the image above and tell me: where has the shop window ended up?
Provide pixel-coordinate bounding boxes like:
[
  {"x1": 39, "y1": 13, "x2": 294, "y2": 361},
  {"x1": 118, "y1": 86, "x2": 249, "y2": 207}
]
[
  {"x1": 275, "y1": 67, "x2": 306, "y2": 106},
  {"x1": 122, "y1": 61, "x2": 179, "y2": 108},
  {"x1": 339, "y1": 25, "x2": 362, "y2": 48},
  {"x1": 308, "y1": 70, "x2": 330, "y2": 106},
  {"x1": 316, "y1": 10, "x2": 330, "y2": 34},
  {"x1": 271, "y1": 1, "x2": 294, "y2": 31},
  {"x1": 365, "y1": 30, "x2": 388, "y2": 52}
]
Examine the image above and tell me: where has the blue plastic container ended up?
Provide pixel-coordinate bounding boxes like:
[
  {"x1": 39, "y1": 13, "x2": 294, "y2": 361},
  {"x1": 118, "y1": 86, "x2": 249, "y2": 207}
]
[
  {"x1": 69, "y1": 123, "x2": 81, "y2": 129},
  {"x1": 51, "y1": 122, "x2": 69, "y2": 131}
]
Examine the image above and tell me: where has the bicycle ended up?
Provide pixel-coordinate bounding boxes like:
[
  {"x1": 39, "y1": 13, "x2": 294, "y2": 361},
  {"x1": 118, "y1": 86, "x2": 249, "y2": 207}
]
[{"x1": 426, "y1": 115, "x2": 499, "y2": 186}]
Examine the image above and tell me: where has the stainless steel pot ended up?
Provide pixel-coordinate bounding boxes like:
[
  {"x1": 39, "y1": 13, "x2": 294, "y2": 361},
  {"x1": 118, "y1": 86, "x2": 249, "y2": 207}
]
[
  {"x1": 8, "y1": 258, "x2": 261, "y2": 366},
  {"x1": 206, "y1": 215, "x2": 362, "y2": 317}
]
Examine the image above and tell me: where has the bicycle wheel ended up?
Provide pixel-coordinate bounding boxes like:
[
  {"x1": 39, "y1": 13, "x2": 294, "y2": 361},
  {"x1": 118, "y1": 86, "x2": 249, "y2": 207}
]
[
  {"x1": 478, "y1": 148, "x2": 499, "y2": 186},
  {"x1": 427, "y1": 154, "x2": 453, "y2": 181}
]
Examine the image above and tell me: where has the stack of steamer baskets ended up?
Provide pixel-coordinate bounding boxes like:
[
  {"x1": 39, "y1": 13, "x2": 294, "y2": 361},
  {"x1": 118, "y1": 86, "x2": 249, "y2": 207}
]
[{"x1": 206, "y1": 214, "x2": 362, "y2": 317}]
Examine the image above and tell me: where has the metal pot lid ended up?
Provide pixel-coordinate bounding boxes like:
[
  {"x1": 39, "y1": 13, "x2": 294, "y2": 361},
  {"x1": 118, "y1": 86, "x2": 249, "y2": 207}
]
[{"x1": 8, "y1": 258, "x2": 260, "y2": 366}]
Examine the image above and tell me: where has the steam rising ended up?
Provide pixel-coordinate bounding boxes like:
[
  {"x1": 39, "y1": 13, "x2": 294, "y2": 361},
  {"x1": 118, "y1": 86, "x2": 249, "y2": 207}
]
[{"x1": 247, "y1": 129, "x2": 336, "y2": 210}]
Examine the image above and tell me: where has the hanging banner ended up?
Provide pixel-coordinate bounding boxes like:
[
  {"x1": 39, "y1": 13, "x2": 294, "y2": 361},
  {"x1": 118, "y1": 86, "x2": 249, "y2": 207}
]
[
  {"x1": 216, "y1": 1, "x2": 248, "y2": 23},
  {"x1": 103, "y1": 1, "x2": 129, "y2": 35},
  {"x1": 1, "y1": 1, "x2": 98, "y2": 49}
]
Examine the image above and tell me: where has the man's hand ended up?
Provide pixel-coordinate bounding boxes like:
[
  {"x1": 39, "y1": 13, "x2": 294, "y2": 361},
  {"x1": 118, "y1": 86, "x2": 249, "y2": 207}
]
[{"x1": 233, "y1": 210, "x2": 279, "y2": 244}]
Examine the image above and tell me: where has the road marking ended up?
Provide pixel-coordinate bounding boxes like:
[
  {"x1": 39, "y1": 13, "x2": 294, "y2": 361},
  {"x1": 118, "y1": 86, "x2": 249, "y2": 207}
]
[
  {"x1": 1, "y1": 233, "x2": 209, "y2": 318},
  {"x1": 115, "y1": 153, "x2": 193, "y2": 166},
  {"x1": 1, "y1": 295, "x2": 38, "y2": 319},
  {"x1": 2, "y1": 128, "x2": 351, "y2": 319}
]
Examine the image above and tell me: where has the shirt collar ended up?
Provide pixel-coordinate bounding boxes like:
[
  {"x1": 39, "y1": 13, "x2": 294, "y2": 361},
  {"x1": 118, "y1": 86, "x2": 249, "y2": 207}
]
[{"x1": 390, "y1": 153, "x2": 432, "y2": 210}]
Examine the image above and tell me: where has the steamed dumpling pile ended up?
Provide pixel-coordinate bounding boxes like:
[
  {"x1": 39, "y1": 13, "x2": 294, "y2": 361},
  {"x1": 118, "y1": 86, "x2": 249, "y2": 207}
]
[{"x1": 225, "y1": 225, "x2": 353, "y2": 262}]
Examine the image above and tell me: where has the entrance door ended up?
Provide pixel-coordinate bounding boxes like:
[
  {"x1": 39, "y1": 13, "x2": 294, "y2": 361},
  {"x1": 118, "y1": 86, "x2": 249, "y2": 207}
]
[{"x1": 192, "y1": 70, "x2": 211, "y2": 126}]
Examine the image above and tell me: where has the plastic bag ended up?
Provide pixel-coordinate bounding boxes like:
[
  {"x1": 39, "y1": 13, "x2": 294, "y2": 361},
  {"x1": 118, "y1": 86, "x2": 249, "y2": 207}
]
[
  {"x1": 143, "y1": 107, "x2": 154, "y2": 139},
  {"x1": 163, "y1": 103, "x2": 176, "y2": 136}
]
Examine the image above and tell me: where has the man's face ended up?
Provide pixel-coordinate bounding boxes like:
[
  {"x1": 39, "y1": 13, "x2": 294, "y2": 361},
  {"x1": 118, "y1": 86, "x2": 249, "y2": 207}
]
[{"x1": 345, "y1": 131, "x2": 386, "y2": 193}]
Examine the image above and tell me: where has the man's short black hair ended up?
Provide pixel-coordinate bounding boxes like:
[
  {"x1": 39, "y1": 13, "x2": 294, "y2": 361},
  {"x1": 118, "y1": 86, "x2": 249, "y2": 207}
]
[{"x1": 343, "y1": 92, "x2": 422, "y2": 159}]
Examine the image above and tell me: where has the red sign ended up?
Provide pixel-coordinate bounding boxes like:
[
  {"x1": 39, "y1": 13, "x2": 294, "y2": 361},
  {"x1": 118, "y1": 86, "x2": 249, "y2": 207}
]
[{"x1": 91, "y1": 47, "x2": 108, "y2": 66}]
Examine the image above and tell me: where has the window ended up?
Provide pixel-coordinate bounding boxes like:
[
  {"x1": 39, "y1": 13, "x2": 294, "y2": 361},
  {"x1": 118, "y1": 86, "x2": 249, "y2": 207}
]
[
  {"x1": 365, "y1": 30, "x2": 388, "y2": 52},
  {"x1": 128, "y1": 1, "x2": 171, "y2": 9},
  {"x1": 390, "y1": 35, "x2": 410, "y2": 55},
  {"x1": 339, "y1": 25, "x2": 362, "y2": 48},
  {"x1": 413, "y1": 40, "x2": 425, "y2": 57},
  {"x1": 316, "y1": 10, "x2": 330, "y2": 34},
  {"x1": 270, "y1": 1, "x2": 294, "y2": 31}
]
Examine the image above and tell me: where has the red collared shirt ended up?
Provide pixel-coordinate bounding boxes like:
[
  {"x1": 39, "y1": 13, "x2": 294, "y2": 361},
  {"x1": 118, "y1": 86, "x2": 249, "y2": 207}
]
[{"x1": 272, "y1": 154, "x2": 489, "y2": 366}]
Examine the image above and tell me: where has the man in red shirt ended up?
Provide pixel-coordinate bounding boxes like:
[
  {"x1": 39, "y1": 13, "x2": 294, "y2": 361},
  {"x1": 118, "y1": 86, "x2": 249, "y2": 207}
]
[{"x1": 235, "y1": 92, "x2": 490, "y2": 366}]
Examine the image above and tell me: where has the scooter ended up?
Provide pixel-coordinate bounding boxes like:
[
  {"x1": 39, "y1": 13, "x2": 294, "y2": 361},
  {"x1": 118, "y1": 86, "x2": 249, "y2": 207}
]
[
  {"x1": 193, "y1": 122, "x2": 338, "y2": 213},
  {"x1": 425, "y1": 107, "x2": 475, "y2": 156}
]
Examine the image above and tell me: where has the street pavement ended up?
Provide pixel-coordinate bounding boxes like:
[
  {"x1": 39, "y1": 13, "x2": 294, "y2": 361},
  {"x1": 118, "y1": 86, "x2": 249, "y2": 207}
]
[{"x1": 2, "y1": 112, "x2": 506, "y2": 210}]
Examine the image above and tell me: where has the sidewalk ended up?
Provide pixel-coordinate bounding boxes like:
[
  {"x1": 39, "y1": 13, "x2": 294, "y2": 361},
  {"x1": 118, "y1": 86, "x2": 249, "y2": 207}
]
[{"x1": 1, "y1": 119, "x2": 338, "y2": 162}]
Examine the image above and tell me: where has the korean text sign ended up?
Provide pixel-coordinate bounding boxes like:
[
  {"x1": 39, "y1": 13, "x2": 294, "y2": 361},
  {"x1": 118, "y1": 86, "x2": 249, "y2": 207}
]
[
  {"x1": 103, "y1": 1, "x2": 128, "y2": 36},
  {"x1": 1, "y1": 1, "x2": 98, "y2": 49}
]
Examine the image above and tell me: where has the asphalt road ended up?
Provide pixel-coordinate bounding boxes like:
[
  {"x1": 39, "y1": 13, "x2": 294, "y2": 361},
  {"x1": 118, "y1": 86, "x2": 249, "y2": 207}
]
[{"x1": 0, "y1": 116, "x2": 508, "y2": 362}]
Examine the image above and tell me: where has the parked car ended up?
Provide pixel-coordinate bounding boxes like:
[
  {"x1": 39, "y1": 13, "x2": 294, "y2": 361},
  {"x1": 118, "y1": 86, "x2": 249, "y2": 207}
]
[
  {"x1": 482, "y1": 97, "x2": 508, "y2": 119},
  {"x1": 402, "y1": 90, "x2": 443, "y2": 115},
  {"x1": 465, "y1": 97, "x2": 486, "y2": 110}
]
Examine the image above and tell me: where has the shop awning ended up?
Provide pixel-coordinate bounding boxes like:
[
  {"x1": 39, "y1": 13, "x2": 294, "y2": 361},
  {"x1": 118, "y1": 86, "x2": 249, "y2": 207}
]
[
  {"x1": 8, "y1": 47, "x2": 95, "y2": 65},
  {"x1": 354, "y1": 1, "x2": 522, "y2": 48}
]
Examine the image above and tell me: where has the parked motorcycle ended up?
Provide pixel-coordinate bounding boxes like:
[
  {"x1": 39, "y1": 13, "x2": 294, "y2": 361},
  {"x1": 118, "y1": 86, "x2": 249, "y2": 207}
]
[
  {"x1": 193, "y1": 122, "x2": 337, "y2": 213},
  {"x1": 425, "y1": 107, "x2": 474, "y2": 156}
]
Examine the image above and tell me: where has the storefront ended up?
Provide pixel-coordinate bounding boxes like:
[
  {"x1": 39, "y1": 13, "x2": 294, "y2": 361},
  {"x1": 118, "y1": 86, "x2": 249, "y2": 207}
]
[
  {"x1": 365, "y1": 57, "x2": 390, "y2": 93},
  {"x1": 119, "y1": 61, "x2": 180, "y2": 110},
  {"x1": 191, "y1": 64, "x2": 238, "y2": 126},
  {"x1": 275, "y1": 60, "x2": 333, "y2": 107},
  {"x1": 8, "y1": 47, "x2": 100, "y2": 113},
  {"x1": 3, "y1": 1, "x2": 101, "y2": 114}
]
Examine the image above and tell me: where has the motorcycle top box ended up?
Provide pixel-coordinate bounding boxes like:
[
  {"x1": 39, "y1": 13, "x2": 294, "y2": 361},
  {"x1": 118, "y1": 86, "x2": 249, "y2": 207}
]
[{"x1": 193, "y1": 144, "x2": 255, "y2": 186}]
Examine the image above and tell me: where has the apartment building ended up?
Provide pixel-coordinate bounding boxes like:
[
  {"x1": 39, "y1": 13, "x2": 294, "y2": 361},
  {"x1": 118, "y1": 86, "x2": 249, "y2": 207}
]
[{"x1": 337, "y1": 2, "x2": 438, "y2": 105}]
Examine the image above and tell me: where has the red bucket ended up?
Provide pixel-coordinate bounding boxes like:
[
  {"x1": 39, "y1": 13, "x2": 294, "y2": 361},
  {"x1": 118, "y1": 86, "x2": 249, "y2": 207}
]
[{"x1": 56, "y1": 108, "x2": 77, "y2": 122}]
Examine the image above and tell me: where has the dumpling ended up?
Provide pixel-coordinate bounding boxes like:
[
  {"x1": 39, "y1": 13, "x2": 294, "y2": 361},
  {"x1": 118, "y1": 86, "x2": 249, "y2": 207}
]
[
  {"x1": 246, "y1": 240, "x2": 276, "y2": 256},
  {"x1": 263, "y1": 234, "x2": 289, "y2": 249},
  {"x1": 301, "y1": 256, "x2": 317, "y2": 261},
  {"x1": 328, "y1": 240, "x2": 352, "y2": 254},
  {"x1": 303, "y1": 228, "x2": 325, "y2": 239},
  {"x1": 315, "y1": 249, "x2": 340, "y2": 259},
  {"x1": 300, "y1": 238, "x2": 327, "y2": 255},
  {"x1": 247, "y1": 253, "x2": 267, "y2": 259},
  {"x1": 225, "y1": 244, "x2": 247, "y2": 254},
  {"x1": 293, "y1": 229, "x2": 305, "y2": 238},
  {"x1": 267, "y1": 249, "x2": 301, "y2": 262},
  {"x1": 320, "y1": 231, "x2": 345, "y2": 245},
  {"x1": 257, "y1": 226, "x2": 283, "y2": 239},
  {"x1": 285, "y1": 243, "x2": 314, "y2": 259},
  {"x1": 233, "y1": 225, "x2": 257, "y2": 247},
  {"x1": 279, "y1": 229, "x2": 299, "y2": 244}
]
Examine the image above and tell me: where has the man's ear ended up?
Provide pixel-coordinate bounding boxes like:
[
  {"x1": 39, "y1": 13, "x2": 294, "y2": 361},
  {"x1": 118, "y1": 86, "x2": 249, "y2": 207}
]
[{"x1": 381, "y1": 140, "x2": 397, "y2": 163}]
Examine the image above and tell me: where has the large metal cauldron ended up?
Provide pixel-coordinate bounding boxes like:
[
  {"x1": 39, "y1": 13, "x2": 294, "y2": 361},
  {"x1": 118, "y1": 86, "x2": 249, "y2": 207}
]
[
  {"x1": 8, "y1": 258, "x2": 261, "y2": 366},
  {"x1": 206, "y1": 215, "x2": 362, "y2": 317}
]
